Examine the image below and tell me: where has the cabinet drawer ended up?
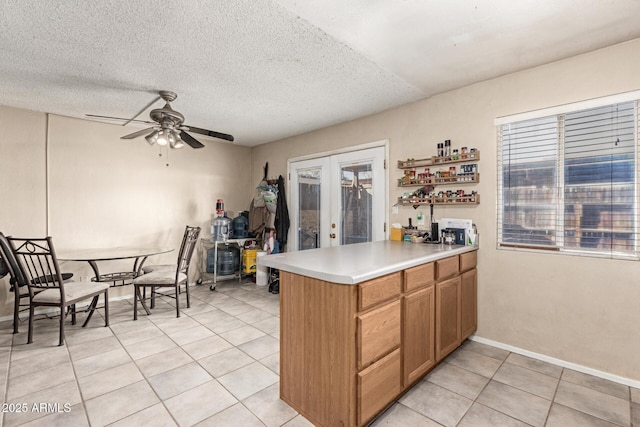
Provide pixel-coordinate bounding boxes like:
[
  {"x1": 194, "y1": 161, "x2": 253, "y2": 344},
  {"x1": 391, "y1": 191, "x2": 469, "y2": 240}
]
[
  {"x1": 403, "y1": 262, "x2": 434, "y2": 293},
  {"x1": 358, "y1": 348, "x2": 401, "y2": 426},
  {"x1": 459, "y1": 250, "x2": 477, "y2": 272},
  {"x1": 358, "y1": 272, "x2": 401, "y2": 311},
  {"x1": 358, "y1": 300, "x2": 401, "y2": 369},
  {"x1": 436, "y1": 255, "x2": 459, "y2": 280}
]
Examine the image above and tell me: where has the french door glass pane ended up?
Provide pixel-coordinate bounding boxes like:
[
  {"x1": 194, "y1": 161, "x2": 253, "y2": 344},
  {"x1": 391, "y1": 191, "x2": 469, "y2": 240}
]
[
  {"x1": 340, "y1": 163, "x2": 373, "y2": 245},
  {"x1": 297, "y1": 168, "x2": 321, "y2": 250}
]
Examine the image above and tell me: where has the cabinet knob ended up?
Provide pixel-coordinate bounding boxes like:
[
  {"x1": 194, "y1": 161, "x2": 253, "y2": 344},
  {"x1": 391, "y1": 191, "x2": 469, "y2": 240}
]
[{"x1": 330, "y1": 233, "x2": 336, "y2": 239}]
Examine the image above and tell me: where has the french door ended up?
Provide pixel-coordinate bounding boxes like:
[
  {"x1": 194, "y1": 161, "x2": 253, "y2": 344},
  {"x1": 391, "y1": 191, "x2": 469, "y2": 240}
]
[{"x1": 290, "y1": 146, "x2": 386, "y2": 250}]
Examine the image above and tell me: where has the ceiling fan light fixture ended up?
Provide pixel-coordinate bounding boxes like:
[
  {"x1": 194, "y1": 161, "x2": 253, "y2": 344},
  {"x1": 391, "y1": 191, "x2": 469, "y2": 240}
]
[
  {"x1": 145, "y1": 130, "x2": 159, "y2": 145},
  {"x1": 157, "y1": 129, "x2": 170, "y2": 146},
  {"x1": 171, "y1": 131, "x2": 185, "y2": 149}
]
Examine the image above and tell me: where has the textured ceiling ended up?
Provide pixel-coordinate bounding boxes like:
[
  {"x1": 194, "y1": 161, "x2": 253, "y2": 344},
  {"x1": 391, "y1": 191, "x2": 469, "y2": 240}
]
[{"x1": 1, "y1": 0, "x2": 639, "y2": 147}]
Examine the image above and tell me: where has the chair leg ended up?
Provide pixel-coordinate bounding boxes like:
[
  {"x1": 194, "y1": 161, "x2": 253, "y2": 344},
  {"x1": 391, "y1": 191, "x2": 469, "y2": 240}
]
[
  {"x1": 59, "y1": 306, "x2": 65, "y2": 346},
  {"x1": 13, "y1": 291, "x2": 20, "y2": 334},
  {"x1": 185, "y1": 282, "x2": 191, "y2": 309},
  {"x1": 71, "y1": 304, "x2": 77, "y2": 325},
  {"x1": 27, "y1": 303, "x2": 34, "y2": 344},
  {"x1": 104, "y1": 290, "x2": 109, "y2": 327},
  {"x1": 175, "y1": 285, "x2": 180, "y2": 318},
  {"x1": 151, "y1": 286, "x2": 156, "y2": 309},
  {"x1": 133, "y1": 284, "x2": 138, "y2": 321}
]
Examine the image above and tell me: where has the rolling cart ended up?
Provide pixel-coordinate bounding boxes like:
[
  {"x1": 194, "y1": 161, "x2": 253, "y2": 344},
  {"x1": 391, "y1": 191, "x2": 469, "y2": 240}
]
[{"x1": 197, "y1": 238, "x2": 252, "y2": 291}]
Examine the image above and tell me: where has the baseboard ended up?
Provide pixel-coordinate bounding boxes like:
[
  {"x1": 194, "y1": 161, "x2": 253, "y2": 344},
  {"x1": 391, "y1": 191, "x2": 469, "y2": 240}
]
[{"x1": 468, "y1": 335, "x2": 640, "y2": 389}]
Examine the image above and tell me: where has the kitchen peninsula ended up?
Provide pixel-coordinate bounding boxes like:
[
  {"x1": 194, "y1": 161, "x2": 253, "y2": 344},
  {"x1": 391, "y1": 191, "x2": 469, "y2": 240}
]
[{"x1": 260, "y1": 241, "x2": 478, "y2": 427}]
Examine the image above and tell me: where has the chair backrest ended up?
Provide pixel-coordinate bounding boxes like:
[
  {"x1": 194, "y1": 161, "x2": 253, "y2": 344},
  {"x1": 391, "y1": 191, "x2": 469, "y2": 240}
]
[
  {"x1": 0, "y1": 232, "x2": 28, "y2": 291},
  {"x1": 176, "y1": 226, "x2": 201, "y2": 275},
  {"x1": 6, "y1": 236, "x2": 66, "y2": 299}
]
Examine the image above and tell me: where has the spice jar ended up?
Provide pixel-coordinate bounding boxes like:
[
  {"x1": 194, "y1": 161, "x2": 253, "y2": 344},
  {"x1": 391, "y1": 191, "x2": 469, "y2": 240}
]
[
  {"x1": 449, "y1": 166, "x2": 456, "y2": 177},
  {"x1": 452, "y1": 149, "x2": 459, "y2": 160},
  {"x1": 444, "y1": 140, "x2": 451, "y2": 157},
  {"x1": 461, "y1": 146, "x2": 468, "y2": 159},
  {"x1": 437, "y1": 143, "x2": 444, "y2": 157},
  {"x1": 469, "y1": 148, "x2": 477, "y2": 158}
]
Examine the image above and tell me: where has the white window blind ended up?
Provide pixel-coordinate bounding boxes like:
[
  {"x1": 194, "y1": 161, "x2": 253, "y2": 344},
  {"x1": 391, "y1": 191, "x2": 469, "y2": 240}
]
[{"x1": 497, "y1": 101, "x2": 639, "y2": 258}]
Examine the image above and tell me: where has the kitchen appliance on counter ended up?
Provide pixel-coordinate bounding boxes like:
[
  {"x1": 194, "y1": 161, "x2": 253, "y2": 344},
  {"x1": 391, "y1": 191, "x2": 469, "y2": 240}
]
[{"x1": 441, "y1": 228, "x2": 456, "y2": 245}]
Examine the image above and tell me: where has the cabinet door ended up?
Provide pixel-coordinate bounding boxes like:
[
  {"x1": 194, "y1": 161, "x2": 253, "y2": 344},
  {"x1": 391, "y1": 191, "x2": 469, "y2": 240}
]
[
  {"x1": 436, "y1": 276, "x2": 461, "y2": 361},
  {"x1": 460, "y1": 268, "x2": 477, "y2": 339},
  {"x1": 402, "y1": 286, "x2": 435, "y2": 387}
]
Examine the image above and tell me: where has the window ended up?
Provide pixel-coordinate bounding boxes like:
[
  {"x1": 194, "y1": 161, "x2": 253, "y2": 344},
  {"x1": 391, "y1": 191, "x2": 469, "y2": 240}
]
[{"x1": 497, "y1": 100, "x2": 639, "y2": 258}]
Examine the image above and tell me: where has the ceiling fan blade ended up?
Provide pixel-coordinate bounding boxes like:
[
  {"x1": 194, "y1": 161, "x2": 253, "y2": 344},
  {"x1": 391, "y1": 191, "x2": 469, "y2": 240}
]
[
  {"x1": 86, "y1": 114, "x2": 155, "y2": 125},
  {"x1": 186, "y1": 125, "x2": 234, "y2": 142},
  {"x1": 180, "y1": 131, "x2": 205, "y2": 149},
  {"x1": 121, "y1": 127, "x2": 156, "y2": 140},
  {"x1": 123, "y1": 95, "x2": 162, "y2": 126}
]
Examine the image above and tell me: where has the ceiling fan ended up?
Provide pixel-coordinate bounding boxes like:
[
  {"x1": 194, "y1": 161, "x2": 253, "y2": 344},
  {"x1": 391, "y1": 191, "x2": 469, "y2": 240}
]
[{"x1": 87, "y1": 90, "x2": 234, "y2": 149}]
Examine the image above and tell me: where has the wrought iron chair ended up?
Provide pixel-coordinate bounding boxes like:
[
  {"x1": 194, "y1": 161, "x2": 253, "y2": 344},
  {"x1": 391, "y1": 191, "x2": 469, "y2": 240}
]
[
  {"x1": 7, "y1": 236, "x2": 109, "y2": 346},
  {"x1": 133, "y1": 226, "x2": 200, "y2": 319},
  {"x1": 0, "y1": 232, "x2": 31, "y2": 334},
  {"x1": 1, "y1": 232, "x2": 76, "y2": 334}
]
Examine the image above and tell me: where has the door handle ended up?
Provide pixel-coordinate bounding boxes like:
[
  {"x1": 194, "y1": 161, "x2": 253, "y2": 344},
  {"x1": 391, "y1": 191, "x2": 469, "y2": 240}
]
[{"x1": 330, "y1": 233, "x2": 336, "y2": 239}]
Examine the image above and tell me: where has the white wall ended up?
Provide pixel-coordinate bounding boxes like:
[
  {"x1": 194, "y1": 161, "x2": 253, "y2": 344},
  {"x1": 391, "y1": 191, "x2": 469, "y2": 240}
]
[
  {"x1": 251, "y1": 39, "x2": 640, "y2": 380},
  {"x1": 0, "y1": 109, "x2": 252, "y2": 315}
]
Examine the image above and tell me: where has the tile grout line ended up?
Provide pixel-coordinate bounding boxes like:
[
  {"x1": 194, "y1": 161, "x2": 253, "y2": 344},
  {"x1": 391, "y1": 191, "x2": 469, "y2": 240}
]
[
  {"x1": 188, "y1": 284, "x2": 286, "y2": 425},
  {"x1": 116, "y1": 280, "x2": 280, "y2": 426},
  {"x1": 453, "y1": 347, "x2": 511, "y2": 426},
  {"x1": 107, "y1": 298, "x2": 189, "y2": 427}
]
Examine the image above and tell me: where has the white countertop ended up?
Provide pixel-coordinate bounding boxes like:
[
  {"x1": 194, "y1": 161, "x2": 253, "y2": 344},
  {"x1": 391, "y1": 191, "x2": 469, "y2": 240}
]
[{"x1": 258, "y1": 241, "x2": 477, "y2": 284}]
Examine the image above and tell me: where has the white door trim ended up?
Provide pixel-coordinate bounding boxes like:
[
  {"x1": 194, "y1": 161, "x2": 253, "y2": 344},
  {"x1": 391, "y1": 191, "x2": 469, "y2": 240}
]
[{"x1": 287, "y1": 140, "x2": 390, "y2": 248}]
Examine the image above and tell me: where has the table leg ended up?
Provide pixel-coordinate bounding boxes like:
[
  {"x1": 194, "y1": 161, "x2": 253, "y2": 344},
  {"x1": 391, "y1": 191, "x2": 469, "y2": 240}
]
[
  {"x1": 136, "y1": 287, "x2": 152, "y2": 315},
  {"x1": 88, "y1": 260, "x2": 101, "y2": 281},
  {"x1": 82, "y1": 295, "x2": 100, "y2": 327},
  {"x1": 133, "y1": 256, "x2": 149, "y2": 276}
]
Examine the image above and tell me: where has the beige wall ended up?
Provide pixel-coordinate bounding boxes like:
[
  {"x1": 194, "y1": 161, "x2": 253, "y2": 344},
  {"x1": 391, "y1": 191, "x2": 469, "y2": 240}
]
[
  {"x1": 0, "y1": 108, "x2": 252, "y2": 315},
  {"x1": 251, "y1": 39, "x2": 640, "y2": 380}
]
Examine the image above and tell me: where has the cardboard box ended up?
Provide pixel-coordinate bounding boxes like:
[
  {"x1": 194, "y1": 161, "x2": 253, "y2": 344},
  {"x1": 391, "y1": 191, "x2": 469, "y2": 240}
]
[{"x1": 390, "y1": 228, "x2": 404, "y2": 241}]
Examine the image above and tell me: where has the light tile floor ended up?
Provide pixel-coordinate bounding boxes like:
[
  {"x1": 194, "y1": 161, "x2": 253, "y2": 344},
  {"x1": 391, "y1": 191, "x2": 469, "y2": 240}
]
[{"x1": 0, "y1": 280, "x2": 638, "y2": 427}]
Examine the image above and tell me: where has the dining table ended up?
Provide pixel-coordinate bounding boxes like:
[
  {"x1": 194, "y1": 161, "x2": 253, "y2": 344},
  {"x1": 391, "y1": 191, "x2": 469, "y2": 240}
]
[{"x1": 57, "y1": 246, "x2": 174, "y2": 286}]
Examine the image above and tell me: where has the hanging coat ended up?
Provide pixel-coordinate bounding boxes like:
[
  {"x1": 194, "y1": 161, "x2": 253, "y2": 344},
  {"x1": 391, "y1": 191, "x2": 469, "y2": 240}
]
[{"x1": 275, "y1": 175, "x2": 290, "y2": 250}]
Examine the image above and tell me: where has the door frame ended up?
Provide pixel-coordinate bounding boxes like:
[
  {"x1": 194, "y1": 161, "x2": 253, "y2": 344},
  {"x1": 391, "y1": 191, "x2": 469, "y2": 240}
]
[{"x1": 287, "y1": 139, "x2": 390, "y2": 250}]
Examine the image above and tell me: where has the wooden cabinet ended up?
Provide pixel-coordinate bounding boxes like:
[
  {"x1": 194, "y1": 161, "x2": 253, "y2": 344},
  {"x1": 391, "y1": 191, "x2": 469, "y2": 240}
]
[
  {"x1": 403, "y1": 262, "x2": 434, "y2": 292},
  {"x1": 460, "y1": 268, "x2": 477, "y2": 338},
  {"x1": 436, "y1": 255, "x2": 459, "y2": 280},
  {"x1": 435, "y1": 276, "x2": 461, "y2": 361},
  {"x1": 280, "y1": 250, "x2": 477, "y2": 427},
  {"x1": 358, "y1": 349, "x2": 401, "y2": 425},
  {"x1": 358, "y1": 272, "x2": 401, "y2": 311},
  {"x1": 460, "y1": 250, "x2": 477, "y2": 272},
  {"x1": 435, "y1": 252, "x2": 478, "y2": 361},
  {"x1": 357, "y1": 300, "x2": 401, "y2": 369},
  {"x1": 402, "y1": 286, "x2": 435, "y2": 386}
]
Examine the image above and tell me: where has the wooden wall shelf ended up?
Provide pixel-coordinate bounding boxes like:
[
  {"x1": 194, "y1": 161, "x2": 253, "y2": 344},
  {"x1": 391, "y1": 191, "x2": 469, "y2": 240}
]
[
  {"x1": 397, "y1": 194, "x2": 480, "y2": 206},
  {"x1": 398, "y1": 151, "x2": 480, "y2": 169},
  {"x1": 398, "y1": 173, "x2": 480, "y2": 187}
]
